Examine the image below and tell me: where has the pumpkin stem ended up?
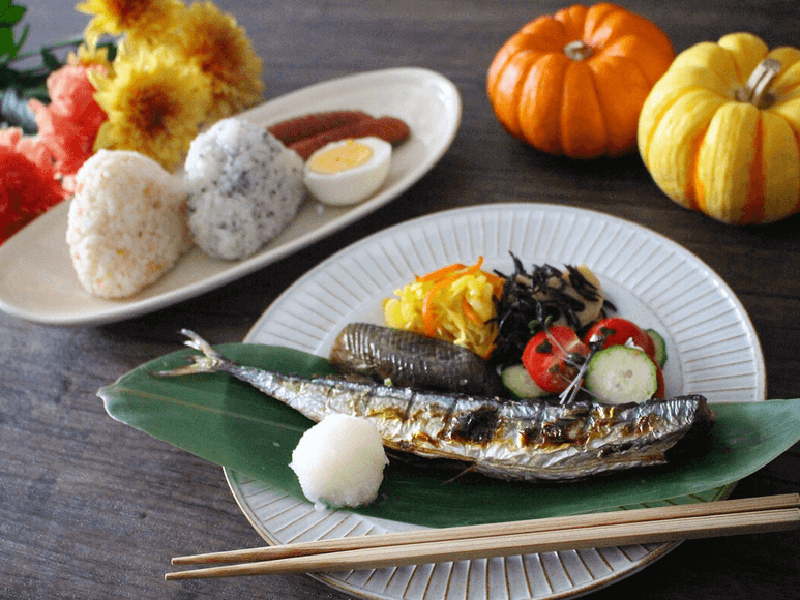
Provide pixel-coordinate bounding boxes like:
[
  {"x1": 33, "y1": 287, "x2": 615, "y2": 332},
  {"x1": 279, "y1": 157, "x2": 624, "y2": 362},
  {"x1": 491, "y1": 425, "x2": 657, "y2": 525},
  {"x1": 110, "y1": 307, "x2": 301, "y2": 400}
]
[
  {"x1": 563, "y1": 40, "x2": 593, "y2": 61},
  {"x1": 736, "y1": 58, "x2": 781, "y2": 109}
]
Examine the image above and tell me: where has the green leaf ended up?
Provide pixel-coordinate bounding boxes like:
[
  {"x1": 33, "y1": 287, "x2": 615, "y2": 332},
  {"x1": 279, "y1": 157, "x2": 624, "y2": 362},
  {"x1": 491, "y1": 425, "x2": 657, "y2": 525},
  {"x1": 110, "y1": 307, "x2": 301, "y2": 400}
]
[
  {"x1": 12, "y1": 21, "x2": 27, "y2": 54},
  {"x1": 0, "y1": 5, "x2": 25, "y2": 27},
  {"x1": 99, "y1": 343, "x2": 800, "y2": 528},
  {"x1": 0, "y1": 27, "x2": 14, "y2": 60},
  {"x1": 40, "y1": 46, "x2": 61, "y2": 71},
  {"x1": 98, "y1": 40, "x2": 117, "y2": 62},
  {"x1": 0, "y1": 21, "x2": 27, "y2": 60}
]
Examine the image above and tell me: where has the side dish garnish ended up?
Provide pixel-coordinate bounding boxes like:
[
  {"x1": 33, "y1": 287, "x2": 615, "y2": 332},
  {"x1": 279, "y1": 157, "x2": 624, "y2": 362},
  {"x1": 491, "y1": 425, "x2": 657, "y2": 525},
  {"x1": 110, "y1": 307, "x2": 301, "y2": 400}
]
[
  {"x1": 584, "y1": 344, "x2": 665, "y2": 404},
  {"x1": 521, "y1": 325, "x2": 590, "y2": 394},
  {"x1": 382, "y1": 254, "x2": 668, "y2": 406},
  {"x1": 289, "y1": 413, "x2": 388, "y2": 509},
  {"x1": 383, "y1": 257, "x2": 503, "y2": 359},
  {"x1": 490, "y1": 256, "x2": 612, "y2": 368}
]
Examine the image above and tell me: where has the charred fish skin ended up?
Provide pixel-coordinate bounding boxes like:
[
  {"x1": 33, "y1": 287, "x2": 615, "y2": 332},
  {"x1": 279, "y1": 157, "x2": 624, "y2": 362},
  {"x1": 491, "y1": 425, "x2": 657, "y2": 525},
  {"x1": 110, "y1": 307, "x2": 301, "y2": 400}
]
[
  {"x1": 329, "y1": 323, "x2": 506, "y2": 397},
  {"x1": 158, "y1": 330, "x2": 715, "y2": 482}
]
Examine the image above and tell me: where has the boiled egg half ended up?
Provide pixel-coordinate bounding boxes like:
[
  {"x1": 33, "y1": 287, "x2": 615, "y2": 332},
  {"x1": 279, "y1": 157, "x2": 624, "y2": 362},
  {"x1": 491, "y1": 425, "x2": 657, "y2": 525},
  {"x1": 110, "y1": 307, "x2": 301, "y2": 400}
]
[{"x1": 303, "y1": 137, "x2": 391, "y2": 206}]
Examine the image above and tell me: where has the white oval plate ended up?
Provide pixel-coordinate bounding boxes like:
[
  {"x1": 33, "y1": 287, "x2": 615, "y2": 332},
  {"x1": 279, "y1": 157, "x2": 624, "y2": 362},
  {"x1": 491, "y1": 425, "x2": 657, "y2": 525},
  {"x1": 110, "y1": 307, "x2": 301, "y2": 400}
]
[
  {"x1": 0, "y1": 67, "x2": 461, "y2": 326},
  {"x1": 230, "y1": 203, "x2": 766, "y2": 600}
]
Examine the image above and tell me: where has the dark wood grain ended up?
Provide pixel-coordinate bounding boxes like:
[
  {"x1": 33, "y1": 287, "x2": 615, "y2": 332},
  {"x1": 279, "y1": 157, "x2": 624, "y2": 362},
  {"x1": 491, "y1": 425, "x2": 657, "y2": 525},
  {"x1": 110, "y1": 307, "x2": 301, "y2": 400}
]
[{"x1": 2, "y1": 1, "x2": 798, "y2": 599}]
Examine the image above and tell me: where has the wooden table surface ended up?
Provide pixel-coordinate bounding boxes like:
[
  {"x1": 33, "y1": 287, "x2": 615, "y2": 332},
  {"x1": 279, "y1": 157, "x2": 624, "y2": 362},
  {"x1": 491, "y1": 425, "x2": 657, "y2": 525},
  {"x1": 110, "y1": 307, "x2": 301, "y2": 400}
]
[{"x1": 3, "y1": 1, "x2": 798, "y2": 598}]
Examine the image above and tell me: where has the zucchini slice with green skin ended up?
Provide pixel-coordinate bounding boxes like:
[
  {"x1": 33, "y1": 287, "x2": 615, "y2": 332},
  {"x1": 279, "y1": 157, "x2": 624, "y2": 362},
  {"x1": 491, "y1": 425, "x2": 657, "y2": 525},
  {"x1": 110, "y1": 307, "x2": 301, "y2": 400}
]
[
  {"x1": 646, "y1": 328, "x2": 668, "y2": 368},
  {"x1": 501, "y1": 364, "x2": 550, "y2": 399},
  {"x1": 585, "y1": 346, "x2": 661, "y2": 404}
]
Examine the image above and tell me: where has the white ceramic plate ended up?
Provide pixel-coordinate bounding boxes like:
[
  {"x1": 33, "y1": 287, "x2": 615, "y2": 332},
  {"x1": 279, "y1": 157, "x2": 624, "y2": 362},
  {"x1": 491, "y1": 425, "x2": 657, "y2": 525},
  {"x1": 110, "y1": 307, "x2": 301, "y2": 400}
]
[
  {"x1": 0, "y1": 67, "x2": 461, "y2": 326},
  {"x1": 229, "y1": 203, "x2": 766, "y2": 600}
]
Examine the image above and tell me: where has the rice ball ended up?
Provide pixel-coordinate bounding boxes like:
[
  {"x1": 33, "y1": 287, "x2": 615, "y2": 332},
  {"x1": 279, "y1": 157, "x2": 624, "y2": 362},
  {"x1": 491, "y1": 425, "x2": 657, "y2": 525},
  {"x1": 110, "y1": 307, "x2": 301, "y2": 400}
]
[
  {"x1": 289, "y1": 414, "x2": 389, "y2": 509},
  {"x1": 66, "y1": 149, "x2": 191, "y2": 299},
  {"x1": 184, "y1": 118, "x2": 305, "y2": 260}
]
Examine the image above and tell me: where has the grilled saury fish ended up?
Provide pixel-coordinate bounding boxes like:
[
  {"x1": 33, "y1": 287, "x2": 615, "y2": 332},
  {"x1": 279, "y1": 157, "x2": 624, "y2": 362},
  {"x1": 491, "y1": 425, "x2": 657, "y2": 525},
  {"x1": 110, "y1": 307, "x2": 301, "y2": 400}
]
[{"x1": 156, "y1": 329, "x2": 716, "y2": 481}]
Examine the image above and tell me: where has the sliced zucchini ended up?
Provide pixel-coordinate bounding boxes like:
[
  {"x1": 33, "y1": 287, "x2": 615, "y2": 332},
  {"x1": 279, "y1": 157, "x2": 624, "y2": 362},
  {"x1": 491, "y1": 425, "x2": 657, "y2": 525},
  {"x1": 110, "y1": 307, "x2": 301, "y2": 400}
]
[
  {"x1": 584, "y1": 346, "x2": 659, "y2": 404},
  {"x1": 501, "y1": 364, "x2": 549, "y2": 399}
]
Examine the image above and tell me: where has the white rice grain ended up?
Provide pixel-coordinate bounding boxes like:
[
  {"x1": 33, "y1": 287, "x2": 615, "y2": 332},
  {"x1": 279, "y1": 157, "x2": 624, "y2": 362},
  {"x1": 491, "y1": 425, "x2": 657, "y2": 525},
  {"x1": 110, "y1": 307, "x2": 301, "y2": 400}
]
[{"x1": 66, "y1": 150, "x2": 191, "y2": 299}]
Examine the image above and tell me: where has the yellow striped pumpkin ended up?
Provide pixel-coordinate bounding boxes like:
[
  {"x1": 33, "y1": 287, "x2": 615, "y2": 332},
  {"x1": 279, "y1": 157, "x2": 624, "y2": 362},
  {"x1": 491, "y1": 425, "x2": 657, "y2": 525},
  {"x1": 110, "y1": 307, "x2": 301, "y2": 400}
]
[{"x1": 638, "y1": 32, "x2": 800, "y2": 224}]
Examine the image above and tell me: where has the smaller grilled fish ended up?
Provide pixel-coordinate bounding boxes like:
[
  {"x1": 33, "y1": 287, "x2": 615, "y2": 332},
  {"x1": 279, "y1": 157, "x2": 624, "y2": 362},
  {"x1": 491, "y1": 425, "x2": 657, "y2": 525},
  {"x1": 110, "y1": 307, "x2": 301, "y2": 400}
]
[
  {"x1": 329, "y1": 323, "x2": 506, "y2": 397},
  {"x1": 155, "y1": 330, "x2": 716, "y2": 482}
]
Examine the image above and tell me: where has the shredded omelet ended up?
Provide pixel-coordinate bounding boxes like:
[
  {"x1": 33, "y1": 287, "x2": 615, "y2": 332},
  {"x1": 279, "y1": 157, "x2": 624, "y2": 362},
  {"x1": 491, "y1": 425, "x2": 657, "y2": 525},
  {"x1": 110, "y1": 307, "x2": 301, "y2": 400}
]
[{"x1": 383, "y1": 258, "x2": 503, "y2": 359}]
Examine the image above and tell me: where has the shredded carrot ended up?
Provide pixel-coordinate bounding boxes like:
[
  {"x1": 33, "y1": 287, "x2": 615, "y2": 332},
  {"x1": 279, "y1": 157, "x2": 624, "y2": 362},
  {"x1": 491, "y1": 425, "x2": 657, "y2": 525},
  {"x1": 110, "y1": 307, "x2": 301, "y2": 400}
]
[
  {"x1": 383, "y1": 257, "x2": 503, "y2": 357},
  {"x1": 417, "y1": 262, "x2": 467, "y2": 282},
  {"x1": 422, "y1": 273, "x2": 461, "y2": 336},
  {"x1": 461, "y1": 296, "x2": 483, "y2": 325},
  {"x1": 421, "y1": 258, "x2": 486, "y2": 336}
]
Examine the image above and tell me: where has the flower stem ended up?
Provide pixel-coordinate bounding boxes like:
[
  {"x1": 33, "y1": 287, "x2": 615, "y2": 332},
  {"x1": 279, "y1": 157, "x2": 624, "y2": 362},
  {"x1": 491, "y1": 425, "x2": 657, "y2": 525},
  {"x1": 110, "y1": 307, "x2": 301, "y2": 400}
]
[{"x1": 10, "y1": 38, "x2": 84, "y2": 63}]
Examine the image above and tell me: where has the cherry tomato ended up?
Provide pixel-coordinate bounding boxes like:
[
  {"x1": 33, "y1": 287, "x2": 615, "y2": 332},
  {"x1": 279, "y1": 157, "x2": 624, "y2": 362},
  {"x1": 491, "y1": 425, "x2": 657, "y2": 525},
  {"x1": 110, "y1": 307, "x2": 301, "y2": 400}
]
[
  {"x1": 584, "y1": 317, "x2": 656, "y2": 359},
  {"x1": 522, "y1": 326, "x2": 590, "y2": 393}
]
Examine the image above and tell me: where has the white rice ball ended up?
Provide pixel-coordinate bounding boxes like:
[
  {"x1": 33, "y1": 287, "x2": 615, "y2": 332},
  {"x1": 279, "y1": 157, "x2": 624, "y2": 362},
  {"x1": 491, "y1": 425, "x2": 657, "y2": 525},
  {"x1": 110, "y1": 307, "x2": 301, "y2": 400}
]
[
  {"x1": 184, "y1": 118, "x2": 305, "y2": 260},
  {"x1": 289, "y1": 414, "x2": 389, "y2": 509},
  {"x1": 66, "y1": 150, "x2": 191, "y2": 299}
]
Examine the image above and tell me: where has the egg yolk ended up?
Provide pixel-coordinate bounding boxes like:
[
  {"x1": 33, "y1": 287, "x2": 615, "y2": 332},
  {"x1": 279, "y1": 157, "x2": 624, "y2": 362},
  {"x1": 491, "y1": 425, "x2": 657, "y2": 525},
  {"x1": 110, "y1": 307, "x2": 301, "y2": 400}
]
[{"x1": 308, "y1": 140, "x2": 374, "y2": 174}]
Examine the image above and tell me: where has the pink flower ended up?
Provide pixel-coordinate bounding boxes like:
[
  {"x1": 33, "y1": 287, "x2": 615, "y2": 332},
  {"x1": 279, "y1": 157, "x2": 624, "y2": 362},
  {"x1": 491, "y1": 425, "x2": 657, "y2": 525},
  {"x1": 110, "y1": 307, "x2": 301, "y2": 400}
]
[
  {"x1": 29, "y1": 63, "x2": 107, "y2": 191},
  {"x1": 0, "y1": 62, "x2": 108, "y2": 243},
  {"x1": 0, "y1": 128, "x2": 70, "y2": 244}
]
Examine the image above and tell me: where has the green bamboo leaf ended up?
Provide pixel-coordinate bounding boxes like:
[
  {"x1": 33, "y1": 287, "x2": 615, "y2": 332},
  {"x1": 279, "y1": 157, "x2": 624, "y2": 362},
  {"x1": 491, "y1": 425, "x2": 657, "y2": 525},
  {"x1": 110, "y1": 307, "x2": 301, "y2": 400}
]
[{"x1": 99, "y1": 343, "x2": 800, "y2": 527}]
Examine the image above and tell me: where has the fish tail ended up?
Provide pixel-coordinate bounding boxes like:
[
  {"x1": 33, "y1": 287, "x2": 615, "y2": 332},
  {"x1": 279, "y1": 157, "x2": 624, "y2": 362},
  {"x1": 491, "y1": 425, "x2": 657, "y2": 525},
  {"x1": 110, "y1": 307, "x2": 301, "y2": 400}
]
[{"x1": 153, "y1": 329, "x2": 229, "y2": 377}]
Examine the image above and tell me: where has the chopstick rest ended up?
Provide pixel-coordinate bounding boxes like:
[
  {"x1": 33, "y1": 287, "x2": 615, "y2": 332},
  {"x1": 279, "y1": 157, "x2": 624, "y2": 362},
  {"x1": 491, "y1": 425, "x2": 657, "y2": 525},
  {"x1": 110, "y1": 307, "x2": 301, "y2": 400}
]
[{"x1": 166, "y1": 493, "x2": 799, "y2": 580}]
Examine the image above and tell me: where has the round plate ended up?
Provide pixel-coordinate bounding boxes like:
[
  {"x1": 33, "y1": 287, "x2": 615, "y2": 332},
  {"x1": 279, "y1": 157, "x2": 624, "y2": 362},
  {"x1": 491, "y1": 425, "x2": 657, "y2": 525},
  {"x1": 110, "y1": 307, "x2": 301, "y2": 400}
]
[
  {"x1": 230, "y1": 203, "x2": 766, "y2": 600},
  {"x1": 0, "y1": 67, "x2": 461, "y2": 326}
]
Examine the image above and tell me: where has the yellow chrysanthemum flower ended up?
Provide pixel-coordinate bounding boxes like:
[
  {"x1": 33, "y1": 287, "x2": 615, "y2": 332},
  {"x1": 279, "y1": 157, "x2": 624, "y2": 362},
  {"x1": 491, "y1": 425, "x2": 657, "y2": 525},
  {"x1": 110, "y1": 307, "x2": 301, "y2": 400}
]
[
  {"x1": 68, "y1": 43, "x2": 114, "y2": 75},
  {"x1": 167, "y1": 1, "x2": 264, "y2": 121},
  {"x1": 77, "y1": 0, "x2": 185, "y2": 46},
  {"x1": 91, "y1": 46, "x2": 212, "y2": 171}
]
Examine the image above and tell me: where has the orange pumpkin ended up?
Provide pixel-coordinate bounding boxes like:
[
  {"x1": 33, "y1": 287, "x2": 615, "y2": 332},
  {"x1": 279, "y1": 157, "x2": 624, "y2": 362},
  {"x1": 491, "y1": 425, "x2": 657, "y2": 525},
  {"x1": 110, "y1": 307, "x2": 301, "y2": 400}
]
[{"x1": 487, "y1": 3, "x2": 675, "y2": 158}]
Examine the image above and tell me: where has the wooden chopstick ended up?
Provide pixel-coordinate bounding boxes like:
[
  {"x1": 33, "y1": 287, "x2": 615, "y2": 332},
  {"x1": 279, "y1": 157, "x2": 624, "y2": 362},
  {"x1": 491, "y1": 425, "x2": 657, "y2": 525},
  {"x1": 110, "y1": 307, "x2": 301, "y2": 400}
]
[
  {"x1": 173, "y1": 493, "x2": 798, "y2": 565},
  {"x1": 166, "y1": 493, "x2": 799, "y2": 580}
]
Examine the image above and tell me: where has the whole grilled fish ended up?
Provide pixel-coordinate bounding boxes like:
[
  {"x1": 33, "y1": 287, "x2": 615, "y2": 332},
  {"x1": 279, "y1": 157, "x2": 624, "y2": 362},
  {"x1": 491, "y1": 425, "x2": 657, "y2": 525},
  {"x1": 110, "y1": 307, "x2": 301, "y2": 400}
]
[
  {"x1": 329, "y1": 323, "x2": 506, "y2": 397},
  {"x1": 156, "y1": 330, "x2": 715, "y2": 482}
]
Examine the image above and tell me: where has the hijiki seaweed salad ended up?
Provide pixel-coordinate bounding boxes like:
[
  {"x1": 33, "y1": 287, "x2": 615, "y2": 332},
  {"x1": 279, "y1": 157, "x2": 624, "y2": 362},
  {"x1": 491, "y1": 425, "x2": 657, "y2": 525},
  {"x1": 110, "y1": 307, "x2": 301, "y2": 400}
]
[
  {"x1": 490, "y1": 255, "x2": 616, "y2": 369},
  {"x1": 159, "y1": 253, "x2": 715, "y2": 507}
]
